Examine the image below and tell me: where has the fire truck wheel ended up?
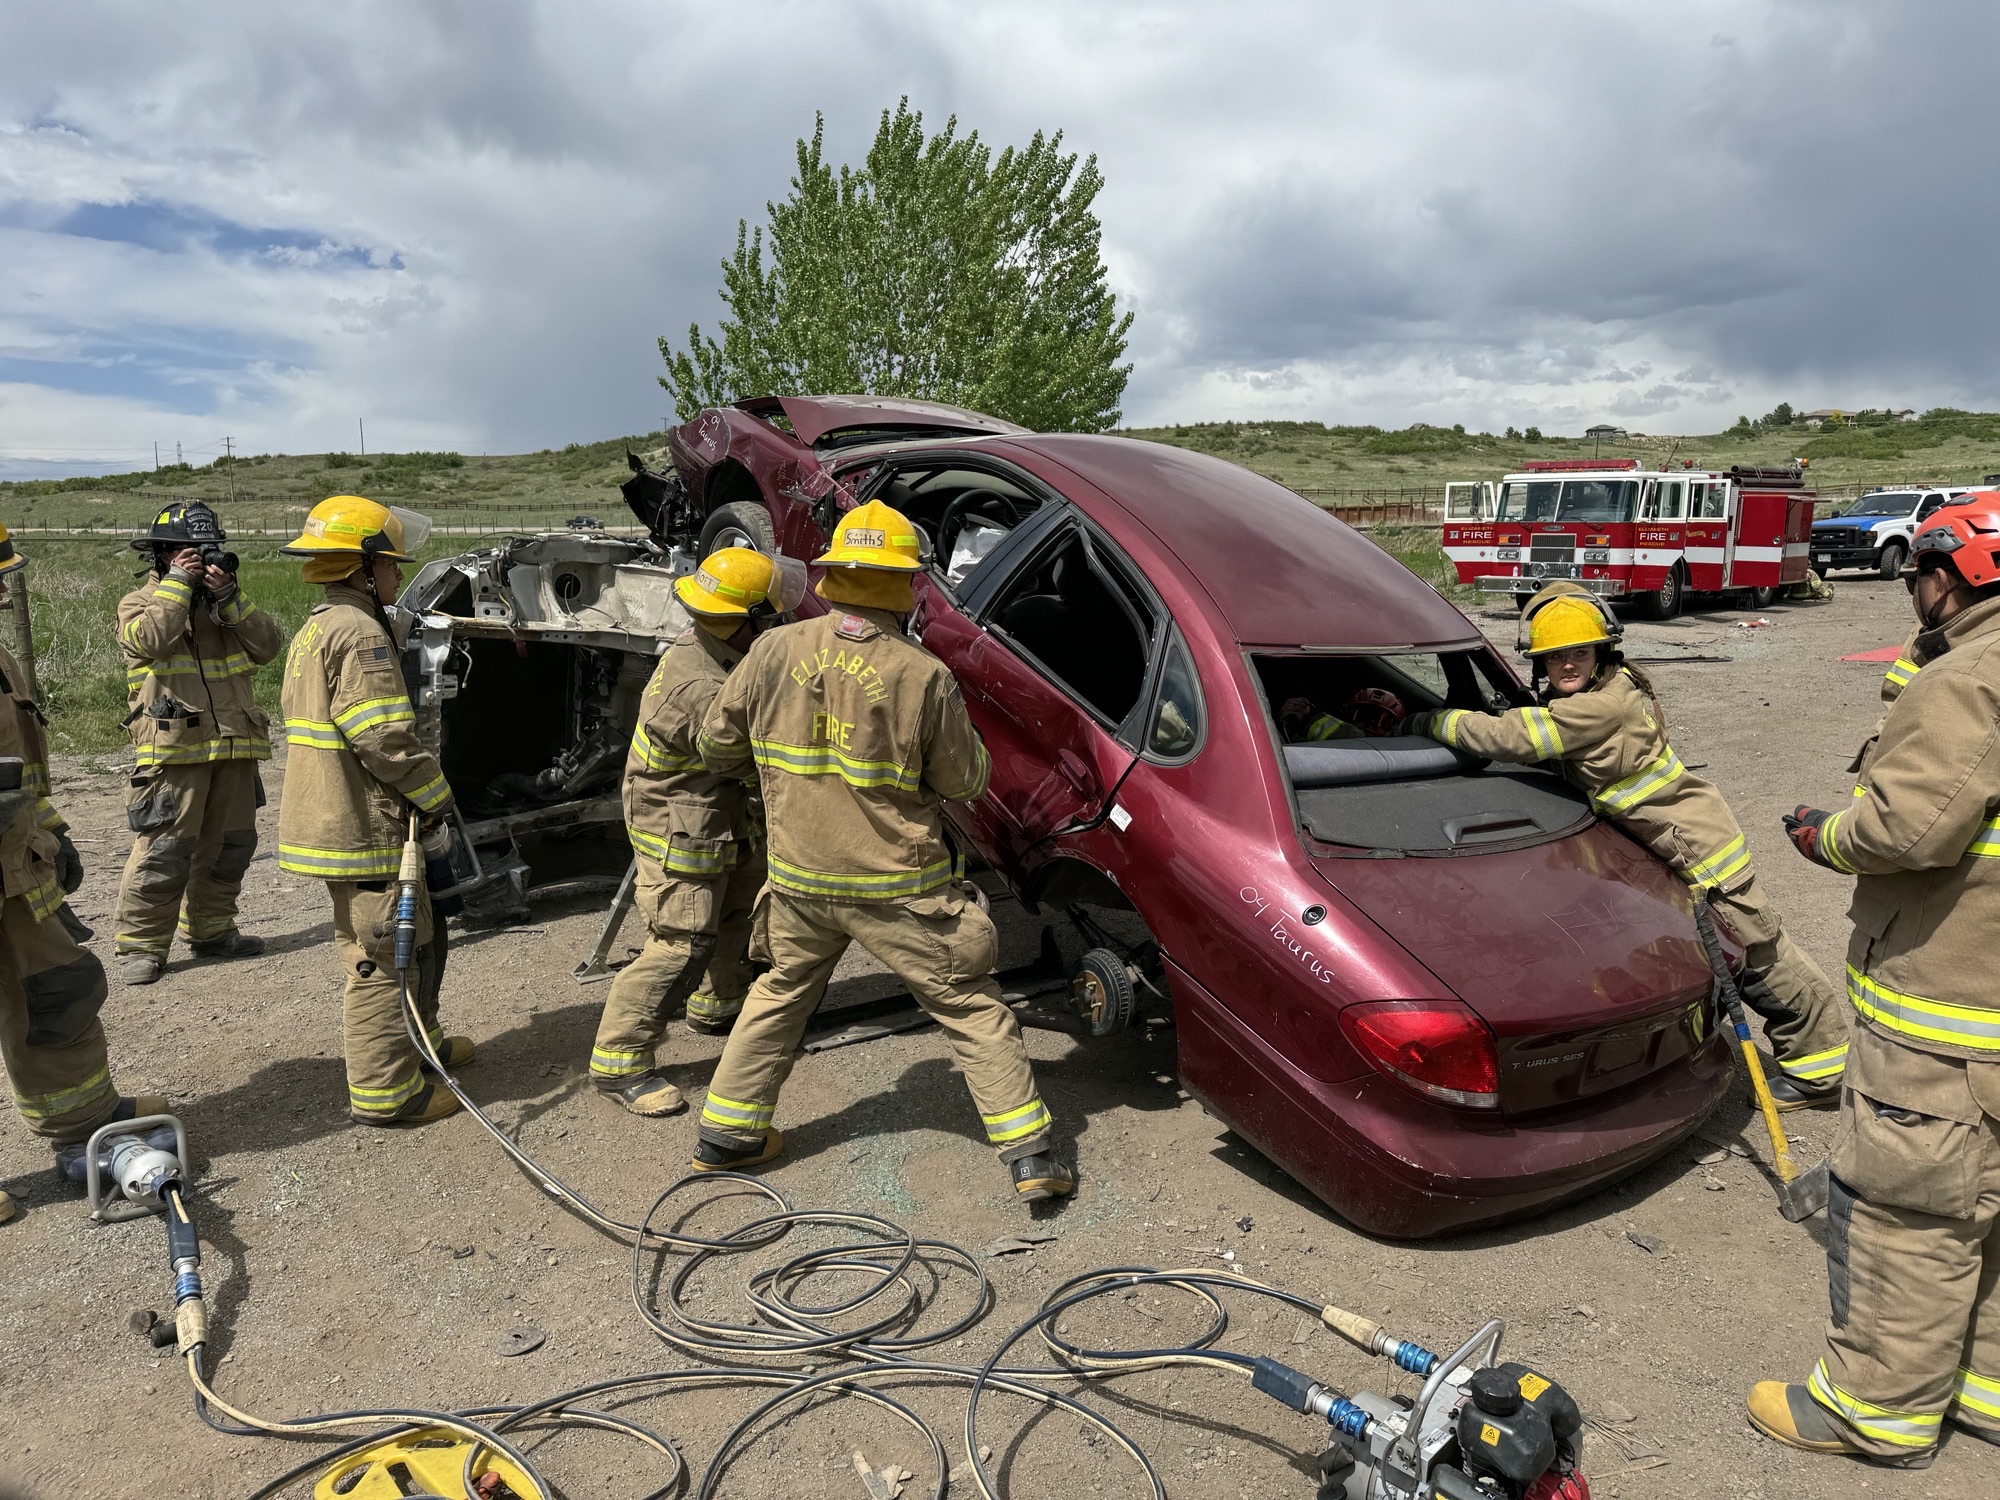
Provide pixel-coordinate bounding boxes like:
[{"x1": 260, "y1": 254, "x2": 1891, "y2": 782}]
[
  {"x1": 1746, "y1": 585, "x2": 1777, "y2": 609},
  {"x1": 1514, "y1": 592, "x2": 1533, "y2": 613},
  {"x1": 1876, "y1": 541, "x2": 1906, "y2": 581},
  {"x1": 1636, "y1": 563, "x2": 1684, "y2": 621}
]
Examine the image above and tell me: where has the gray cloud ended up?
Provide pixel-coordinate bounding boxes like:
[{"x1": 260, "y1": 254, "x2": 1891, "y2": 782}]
[{"x1": 0, "y1": 0, "x2": 1994, "y2": 462}]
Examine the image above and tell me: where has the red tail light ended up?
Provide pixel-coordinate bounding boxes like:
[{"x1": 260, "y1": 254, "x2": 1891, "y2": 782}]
[{"x1": 1339, "y1": 1001, "x2": 1500, "y2": 1109}]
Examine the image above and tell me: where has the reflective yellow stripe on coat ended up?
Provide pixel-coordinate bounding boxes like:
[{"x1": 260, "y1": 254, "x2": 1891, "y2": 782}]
[
  {"x1": 1847, "y1": 964, "x2": 2000, "y2": 1053},
  {"x1": 277, "y1": 843, "x2": 403, "y2": 879},
  {"x1": 1681, "y1": 834, "x2": 1750, "y2": 888},
  {"x1": 1884, "y1": 657, "x2": 1921, "y2": 690},
  {"x1": 749, "y1": 738, "x2": 923, "y2": 793},
  {"x1": 1592, "y1": 748, "x2": 1686, "y2": 814},
  {"x1": 630, "y1": 725, "x2": 701, "y2": 774},
  {"x1": 765, "y1": 853, "x2": 956, "y2": 901}
]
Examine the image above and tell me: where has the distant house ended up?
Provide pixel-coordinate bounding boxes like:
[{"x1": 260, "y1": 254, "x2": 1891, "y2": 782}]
[
  {"x1": 1585, "y1": 424, "x2": 1625, "y2": 441},
  {"x1": 1801, "y1": 409, "x2": 1846, "y2": 427},
  {"x1": 1893, "y1": 409, "x2": 1919, "y2": 422}
]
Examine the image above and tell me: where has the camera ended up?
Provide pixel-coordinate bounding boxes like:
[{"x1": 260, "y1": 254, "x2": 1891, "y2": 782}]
[{"x1": 181, "y1": 504, "x2": 239, "y2": 575}]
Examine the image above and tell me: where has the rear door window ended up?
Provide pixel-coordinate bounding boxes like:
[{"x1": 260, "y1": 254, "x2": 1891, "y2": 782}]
[{"x1": 982, "y1": 521, "x2": 1159, "y2": 734}]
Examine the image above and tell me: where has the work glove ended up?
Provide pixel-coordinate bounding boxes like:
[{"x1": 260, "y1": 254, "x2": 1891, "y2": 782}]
[
  {"x1": 1783, "y1": 805, "x2": 1836, "y2": 868},
  {"x1": 55, "y1": 830, "x2": 84, "y2": 894},
  {"x1": 1400, "y1": 710, "x2": 1439, "y2": 739}
]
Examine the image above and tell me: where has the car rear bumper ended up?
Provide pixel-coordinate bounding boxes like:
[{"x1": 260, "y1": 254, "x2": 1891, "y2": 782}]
[{"x1": 1170, "y1": 961, "x2": 1732, "y2": 1239}]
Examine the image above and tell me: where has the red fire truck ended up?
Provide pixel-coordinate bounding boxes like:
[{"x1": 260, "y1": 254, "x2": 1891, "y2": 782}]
[{"x1": 1440, "y1": 459, "x2": 1816, "y2": 617}]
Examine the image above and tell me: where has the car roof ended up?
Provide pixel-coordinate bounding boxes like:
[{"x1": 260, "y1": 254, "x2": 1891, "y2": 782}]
[
  {"x1": 737, "y1": 395, "x2": 1029, "y2": 447},
  {"x1": 999, "y1": 433, "x2": 1484, "y2": 650}
]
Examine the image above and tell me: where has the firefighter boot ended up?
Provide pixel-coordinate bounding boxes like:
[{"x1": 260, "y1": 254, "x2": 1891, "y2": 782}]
[
  {"x1": 691, "y1": 1129, "x2": 784, "y2": 1172},
  {"x1": 353, "y1": 1083, "x2": 462, "y2": 1128},
  {"x1": 602, "y1": 1074, "x2": 685, "y2": 1117},
  {"x1": 418, "y1": 1036, "x2": 477, "y2": 1073},
  {"x1": 1763, "y1": 1068, "x2": 1839, "y2": 1111},
  {"x1": 189, "y1": 931, "x2": 265, "y2": 962},
  {"x1": 118, "y1": 953, "x2": 165, "y2": 986},
  {"x1": 1746, "y1": 1383, "x2": 1934, "y2": 1469},
  {"x1": 1010, "y1": 1151, "x2": 1078, "y2": 1203}
]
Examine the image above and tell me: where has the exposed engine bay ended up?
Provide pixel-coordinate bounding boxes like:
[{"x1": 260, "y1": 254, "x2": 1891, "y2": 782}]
[{"x1": 397, "y1": 456, "x2": 708, "y2": 916}]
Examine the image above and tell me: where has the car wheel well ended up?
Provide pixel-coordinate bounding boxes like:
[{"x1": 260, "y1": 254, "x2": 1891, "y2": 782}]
[
  {"x1": 702, "y1": 458, "x2": 763, "y2": 518},
  {"x1": 1022, "y1": 856, "x2": 1136, "y2": 915}
]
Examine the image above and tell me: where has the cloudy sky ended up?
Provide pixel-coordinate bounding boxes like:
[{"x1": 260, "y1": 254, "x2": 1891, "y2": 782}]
[{"x1": 0, "y1": 1, "x2": 1991, "y2": 474}]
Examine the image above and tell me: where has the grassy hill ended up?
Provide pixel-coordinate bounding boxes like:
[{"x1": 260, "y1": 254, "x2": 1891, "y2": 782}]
[{"x1": 8, "y1": 410, "x2": 2000, "y2": 755}]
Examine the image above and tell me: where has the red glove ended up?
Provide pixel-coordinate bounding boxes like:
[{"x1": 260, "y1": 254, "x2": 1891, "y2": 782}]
[{"x1": 1783, "y1": 805, "x2": 1835, "y2": 867}]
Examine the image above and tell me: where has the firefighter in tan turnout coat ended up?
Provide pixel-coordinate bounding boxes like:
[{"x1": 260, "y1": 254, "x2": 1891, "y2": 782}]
[
  {"x1": 277, "y1": 497, "x2": 469, "y2": 1127},
  {"x1": 691, "y1": 500, "x2": 1075, "y2": 1202},
  {"x1": 1749, "y1": 503, "x2": 2000, "y2": 1466},
  {"x1": 113, "y1": 502, "x2": 283, "y2": 985},
  {"x1": 0, "y1": 524, "x2": 164, "y2": 1226},
  {"x1": 1407, "y1": 582, "x2": 1849, "y2": 1103},
  {"x1": 587, "y1": 547, "x2": 780, "y2": 1116}
]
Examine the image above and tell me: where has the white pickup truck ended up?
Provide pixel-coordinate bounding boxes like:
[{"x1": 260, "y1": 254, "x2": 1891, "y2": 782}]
[{"x1": 1808, "y1": 487, "x2": 1972, "y2": 579}]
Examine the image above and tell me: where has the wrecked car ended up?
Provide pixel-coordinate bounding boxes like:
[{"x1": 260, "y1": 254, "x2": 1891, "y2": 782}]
[{"x1": 405, "y1": 395, "x2": 1732, "y2": 1238}]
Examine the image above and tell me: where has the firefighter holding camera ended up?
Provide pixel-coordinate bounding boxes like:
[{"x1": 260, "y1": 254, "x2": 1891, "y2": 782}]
[{"x1": 113, "y1": 502, "x2": 282, "y2": 986}]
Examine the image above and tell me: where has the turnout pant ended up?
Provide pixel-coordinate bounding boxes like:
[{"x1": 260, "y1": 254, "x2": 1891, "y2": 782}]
[
  {"x1": 1714, "y1": 875, "x2": 1849, "y2": 1090},
  {"x1": 114, "y1": 760, "x2": 262, "y2": 956},
  {"x1": 589, "y1": 849, "x2": 763, "y2": 1087},
  {"x1": 0, "y1": 895, "x2": 118, "y2": 1142},
  {"x1": 698, "y1": 886, "x2": 1052, "y2": 1160},
  {"x1": 327, "y1": 881, "x2": 449, "y2": 1122},
  {"x1": 1810, "y1": 1024, "x2": 2000, "y2": 1457}
]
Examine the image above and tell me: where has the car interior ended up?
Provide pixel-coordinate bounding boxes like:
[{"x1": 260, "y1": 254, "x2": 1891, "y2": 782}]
[
  {"x1": 985, "y1": 527, "x2": 1157, "y2": 729},
  {"x1": 1253, "y1": 650, "x2": 1590, "y2": 853},
  {"x1": 864, "y1": 464, "x2": 1045, "y2": 588}
]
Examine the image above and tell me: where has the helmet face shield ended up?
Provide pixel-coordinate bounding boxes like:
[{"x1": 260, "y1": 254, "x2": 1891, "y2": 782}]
[
  {"x1": 766, "y1": 553, "x2": 809, "y2": 616},
  {"x1": 384, "y1": 505, "x2": 432, "y2": 557}
]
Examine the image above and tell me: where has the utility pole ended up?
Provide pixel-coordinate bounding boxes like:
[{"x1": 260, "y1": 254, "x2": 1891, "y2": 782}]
[
  {"x1": 153, "y1": 441, "x2": 159, "y2": 471},
  {"x1": 358, "y1": 418, "x2": 366, "y2": 457},
  {"x1": 223, "y1": 436, "x2": 237, "y2": 502},
  {"x1": 176, "y1": 441, "x2": 182, "y2": 465}
]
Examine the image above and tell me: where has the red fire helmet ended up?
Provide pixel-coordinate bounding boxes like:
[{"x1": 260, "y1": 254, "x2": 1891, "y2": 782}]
[{"x1": 1909, "y1": 494, "x2": 2000, "y2": 589}]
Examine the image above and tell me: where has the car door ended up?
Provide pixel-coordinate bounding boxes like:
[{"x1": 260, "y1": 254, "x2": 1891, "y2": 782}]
[{"x1": 915, "y1": 511, "x2": 1158, "y2": 878}]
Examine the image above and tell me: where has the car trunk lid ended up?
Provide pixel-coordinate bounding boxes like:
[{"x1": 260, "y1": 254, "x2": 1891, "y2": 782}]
[{"x1": 1309, "y1": 827, "x2": 1716, "y2": 1117}]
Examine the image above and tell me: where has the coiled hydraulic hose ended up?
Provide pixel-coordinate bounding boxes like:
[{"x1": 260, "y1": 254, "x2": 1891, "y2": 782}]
[{"x1": 177, "y1": 820, "x2": 1458, "y2": 1498}]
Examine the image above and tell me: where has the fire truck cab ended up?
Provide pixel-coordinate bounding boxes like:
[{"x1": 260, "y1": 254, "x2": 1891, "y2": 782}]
[{"x1": 1442, "y1": 459, "x2": 1815, "y2": 618}]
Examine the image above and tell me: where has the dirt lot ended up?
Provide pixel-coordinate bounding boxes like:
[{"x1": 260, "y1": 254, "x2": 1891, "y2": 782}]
[{"x1": 4, "y1": 575, "x2": 1994, "y2": 1500}]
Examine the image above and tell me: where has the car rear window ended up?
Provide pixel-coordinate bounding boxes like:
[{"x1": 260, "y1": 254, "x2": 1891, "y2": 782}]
[{"x1": 1255, "y1": 649, "x2": 1594, "y2": 854}]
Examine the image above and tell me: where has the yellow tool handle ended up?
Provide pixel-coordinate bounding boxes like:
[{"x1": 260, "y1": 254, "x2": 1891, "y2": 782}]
[{"x1": 1736, "y1": 1038, "x2": 1800, "y2": 1185}]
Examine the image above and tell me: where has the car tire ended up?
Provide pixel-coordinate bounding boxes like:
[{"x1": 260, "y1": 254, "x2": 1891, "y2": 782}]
[
  {"x1": 1876, "y1": 542, "x2": 1906, "y2": 581},
  {"x1": 1074, "y1": 948, "x2": 1136, "y2": 1038},
  {"x1": 698, "y1": 500, "x2": 777, "y2": 558},
  {"x1": 1636, "y1": 564, "x2": 1684, "y2": 620}
]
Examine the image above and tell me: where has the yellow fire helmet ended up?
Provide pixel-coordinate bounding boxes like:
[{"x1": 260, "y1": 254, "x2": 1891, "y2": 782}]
[
  {"x1": 280, "y1": 495, "x2": 431, "y2": 565},
  {"x1": 675, "y1": 547, "x2": 774, "y2": 617},
  {"x1": 813, "y1": 498, "x2": 924, "y2": 572},
  {"x1": 0, "y1": 522, "x2": 24, "y2": 576},
  {"x1": 1522, "y1": 591, "x2": 1620, "y2": 658}
]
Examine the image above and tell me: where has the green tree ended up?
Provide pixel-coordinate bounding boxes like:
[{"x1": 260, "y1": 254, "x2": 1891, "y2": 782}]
[{"x1": 660, "y1": 101, "x2": 1134, "y2": 433}]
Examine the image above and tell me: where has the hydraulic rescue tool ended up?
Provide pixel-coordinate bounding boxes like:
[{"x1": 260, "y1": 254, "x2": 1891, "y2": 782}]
[{"x1": 1692, "y1": 898, "x2": 1830, "y2": 1221}]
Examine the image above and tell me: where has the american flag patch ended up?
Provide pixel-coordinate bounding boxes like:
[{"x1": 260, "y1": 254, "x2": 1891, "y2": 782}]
[{"x1": 368, "y1": 644, "x2": 390, "y2": 661}]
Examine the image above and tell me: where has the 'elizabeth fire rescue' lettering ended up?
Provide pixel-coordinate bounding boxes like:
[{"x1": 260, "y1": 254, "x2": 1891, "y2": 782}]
[{"x1": 789, "y1": 645, "x2": 890, "y2": 704}]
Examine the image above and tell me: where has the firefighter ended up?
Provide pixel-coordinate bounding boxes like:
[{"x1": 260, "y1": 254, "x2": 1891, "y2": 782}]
[
  {"x1": 276, "y1": 496, "x2": 467, "y2": 1127},
  {"x1": 0, "y1": 524, "x2": 164, "y2": 1224},
  {"x1": 1747, "y1": 506, "x2": 2000, "y2": 1466},
  {"x1": 1280, "y1": 687, "x2": 1406, "y2": 742},
  {"x1": 588, "y1": 547, "x2": 782, "y2": 1116},
  {"x1": 1405, "y1": 582, "x2": 1849, "y2": 1104},
  {"x1": 691, "y1": 500, "x2": 1075, "y2": 1202},
  {"x1": 112, "y1": 502, "x2": 283, "y2": 985}
]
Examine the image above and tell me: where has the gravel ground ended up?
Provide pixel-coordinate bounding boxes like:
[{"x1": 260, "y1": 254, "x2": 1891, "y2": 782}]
[{"x1": 3, "y1": 576, "x2": 1994, "y2": 1499}]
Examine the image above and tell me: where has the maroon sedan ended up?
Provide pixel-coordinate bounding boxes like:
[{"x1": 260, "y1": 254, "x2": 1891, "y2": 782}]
[{"x1": 668, "y1": 397, "x2": 1732, "y2": 1237}]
